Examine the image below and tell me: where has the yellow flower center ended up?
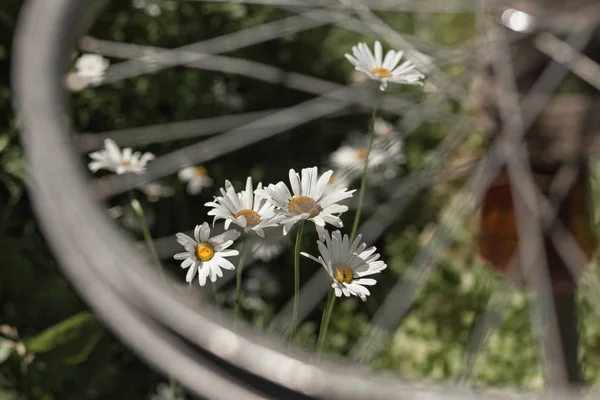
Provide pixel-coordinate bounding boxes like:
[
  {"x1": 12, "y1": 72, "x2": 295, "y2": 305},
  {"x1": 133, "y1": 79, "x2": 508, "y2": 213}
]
[
  {"x1": 370, "y1": 67, "x2": 392, "y2": 78},
  {"x1": 121, "y1": 160, "x2": 131, "y2": 167},
  {"x1": 333, "y1": 264, "x2": 354, "y2": 284},
  {"x1": 193, "y1": 166, "x2": 208, "y2": 177},
  {"x1": 356, "y1": 148, "x2": 369, "y2": 160},
  {"x1": 288, "y1": 196, "x2": 321, "y2": 218},
  {"x1": 234, "y1": 209, "x2": 261, "y2": 228},
  {"x1": 196, "y1": 242, "x2": 215, "y2": 262}
]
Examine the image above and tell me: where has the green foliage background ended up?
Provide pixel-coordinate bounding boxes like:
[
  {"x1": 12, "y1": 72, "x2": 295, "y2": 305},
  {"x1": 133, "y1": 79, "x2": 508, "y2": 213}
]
[{"x1": 2, "y1": 0, "x2": 600, "y2": 398}]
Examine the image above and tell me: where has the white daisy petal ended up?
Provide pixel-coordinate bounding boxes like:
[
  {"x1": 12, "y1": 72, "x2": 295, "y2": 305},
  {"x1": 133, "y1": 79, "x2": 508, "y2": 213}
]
[
  {"x1": 181, "y1": 258, "x2": 193, "y2": 269},
  {"x1": 382, "y1": 49, "x2": 396, "y2": 70},
  {"x1": 283, "y1": 220, "x2": 297, "y2": 236},
  {"x1": 176, "y1": 233, "x2": 196, "y2": 248},
  {"x1": 173, "y1": 252, "x2": 189, "y2": 260},
  {"x1": 186, "y1": 263, "x2": 198, "y2": 282},
  {"x1": 374, "y1": 40, "x2": 383, "y2": 66},
  {"x1": 218, "y1": 249, "x2": 239, "y2": 258},
  {"x1": 198, "y1": 265, "x2": 210, "y2": 286},
  {"x1": 194, "y1": 225, "x2": 202, "y2": 242},
  {"x1": 211, "y1": 229, "x2": 241, "y2": 247},
  {"x1": 199, "y1": 223, "x2": 211, "y2": 242},
  {"x1": 213, "y1": 255, "x2": 235, "y2": 271},
  {"x1": 289, "y1": 169, "x2": 301, "y2": 196}
]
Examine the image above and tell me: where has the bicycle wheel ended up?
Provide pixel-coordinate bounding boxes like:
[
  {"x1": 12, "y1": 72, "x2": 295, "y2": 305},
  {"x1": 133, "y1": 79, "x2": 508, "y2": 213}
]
[{"x1": 12, "y1": 0, "x2": 600, "y2": 398}]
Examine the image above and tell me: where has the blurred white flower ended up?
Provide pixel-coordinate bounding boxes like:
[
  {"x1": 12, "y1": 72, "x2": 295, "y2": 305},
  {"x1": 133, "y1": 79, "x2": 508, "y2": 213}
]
[
  {"x1": 212, "y1": 79, "x2": 244, "y2": 110},
  {"x1": 146, "y1": 3, "x2": 161, "y2": 16},
  {"x1": 149, "y1": 382, "x2": 185, "y2": 400},
  {"x1": 330, "y1": 136, "x2": 404, "y2": 185},
  {"x1": 88, "y1": 139, "x2": 155, "y2": 175},
  {"x1": 302, "y1": 230, "x2": 386, "y2": 301},
  {"x1": 345, "y1": 41, "x2": 424, "y2": 91},
  {"x1": 246, "y1": 227, "x2": 284, "y2": 262},
  {"x1": 255, "y1": 167, "x2": 355, "y2": 236},
  {"x1": 75, "y1": 54, "x2": 109, "y2": 85},
  {"x1": 330, "y1": 145, "x2": 371, "y2": 174},
  {"x1": 224, "y1": 266, "x2": 280, "y2": 311},
  {"x1": 174, "y1": 223, "x2": 241, "y2": 286},
  {"x1": 205, "y1": 177, "x2": 281, "y2": 238},
  {"x1": 178, "y1": 166, "x2": 213, "y2": 195},
  {"x1": 107, "y1": 205, "x2": 124, "y2": 219},
  {"x1": 141, "y1": 182, "x2": 174, "y2": 202},
  {"x1": 133, "y1": 0, "x2": 164, "y2": 16}
]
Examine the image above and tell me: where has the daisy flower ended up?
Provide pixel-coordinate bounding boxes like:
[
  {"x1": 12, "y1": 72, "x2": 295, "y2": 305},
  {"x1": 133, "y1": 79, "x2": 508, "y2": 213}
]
[
  {"x1": 178, "y1": 166, "x2": 213, "y2": 195},
  {"x1": 330, "y1": 136, "x2": 405, "y2": 185},
  {"x1": 88, "y1": 139, "x2": 155, "y2": 175},
  {"x1": 329, "y1": 142, "x2": 388, "y2": 176},
  {"x1": 205, "y1": 177, "x2": 280, "y2": 238},
  {"x1": 301, "y1": 230, "x2": 386, "y2": 301},
  {"x1": 75, "y1": 54, "x2": 109, "y2": 85},
  {"x1": 345, "y1": 41, "x2": 424, "y2": 91},
  {"x1": 255, "y1": 167, "x2": 355, "y2": 235},
  {"x1": 174, "y1": 223, "x2": 240, "y2": 286}
]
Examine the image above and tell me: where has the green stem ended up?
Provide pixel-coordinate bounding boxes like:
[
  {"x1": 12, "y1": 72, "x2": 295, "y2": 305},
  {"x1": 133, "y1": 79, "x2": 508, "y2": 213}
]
[
  {"x1": 130, "y1": 191, "x2": 163, "y2": 274},
  {"x1": 290, "y1": 221, "x2": 306, "y2": 342},
  {"x1": 169, "y1": 377, "x2": 177, "y2": 400},
  {"x1": 130, "y1": 192, "x2": 176, "y2": 396},
  {"x1": 349, "y1": 89, "x2": 380, "y2": 242},
  {"x1": 234, "y1": 240, "x2": 247, "y2": 319},
  {"x1": 316, "y1": 289, "x2": 336, "y2": 357}
]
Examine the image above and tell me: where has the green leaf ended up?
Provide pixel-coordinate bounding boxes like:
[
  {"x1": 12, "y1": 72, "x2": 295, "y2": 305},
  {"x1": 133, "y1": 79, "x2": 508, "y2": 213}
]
[
  {"x1": 26, "y1": 311, "x2": 103, "y2": 365},
  {"x1": 63, "y1": 330, "x2": 103, "y2": 365},
  {"x1": 0, "y1": 389, "x2": 21, "y2": 400},
  {"x1": 0, "y1": 134, "x2": 10, "y2": 154}
]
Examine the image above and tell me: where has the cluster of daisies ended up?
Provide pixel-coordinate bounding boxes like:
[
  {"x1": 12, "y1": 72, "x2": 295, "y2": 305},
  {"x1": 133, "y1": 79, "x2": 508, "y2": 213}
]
[
  {"x1": 174, "y1": 167, "x2": 386, "y2": 301},
  {"x1": 84, "y1": 40, "x2": 425, "y2": 303},
  {"x1": 87, "y1": 139, "x2": 389, "y2": 300}
]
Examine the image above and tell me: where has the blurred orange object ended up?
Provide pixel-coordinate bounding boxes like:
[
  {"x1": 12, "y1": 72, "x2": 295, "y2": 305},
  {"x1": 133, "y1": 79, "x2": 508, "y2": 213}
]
[{"x1": 477, "y1": 166, "x2": 597, "y2": 288}]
